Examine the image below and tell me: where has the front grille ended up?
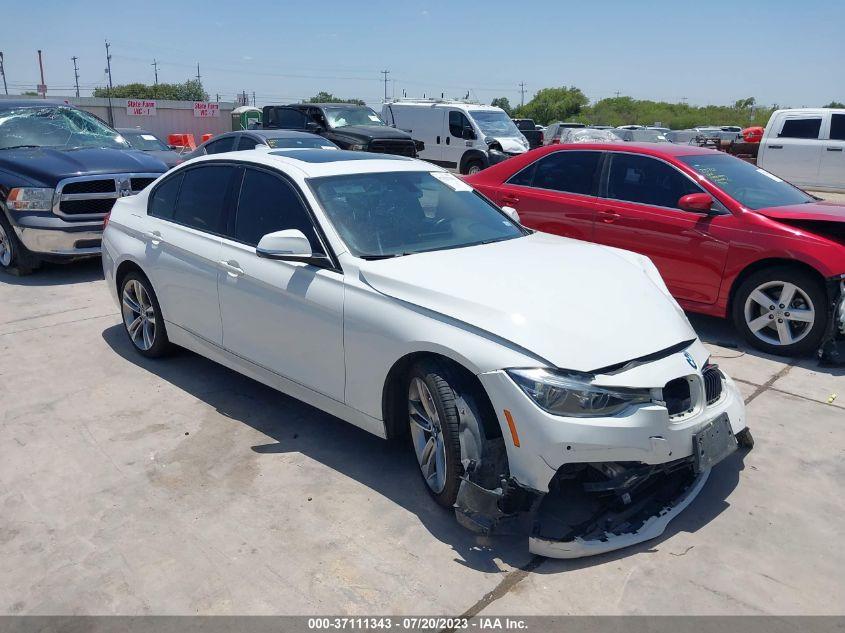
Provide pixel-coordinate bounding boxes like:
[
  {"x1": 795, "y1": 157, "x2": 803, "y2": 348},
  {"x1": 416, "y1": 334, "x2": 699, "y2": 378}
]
[
  {"x1": 369, "y1": 139, "x2": 416, "y2": 157},
  {"x1": 61, "y1": 179, "x2": 117, "y2": 195},
  {"x1": 60, "y1": 199, "x2": 117, "y2": 215},
  {"x1": 663, "y1": 377, "x2": 692, "y2": 416},
  {"x1": 131, "y1": 177, "x2": 156, "y2": 192},
  {"x1": 703, "y1": 364, "x2": 724, "y2": 405}
]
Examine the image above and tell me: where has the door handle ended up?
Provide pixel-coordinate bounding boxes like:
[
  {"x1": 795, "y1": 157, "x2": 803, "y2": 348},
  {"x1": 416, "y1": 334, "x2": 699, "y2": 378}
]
[
  {"x1": 768, "y1": 145, "x2": 783, "y2": 149},
  {"x1": 598, "y1": 210, "x2": 620, "y2": 223},
  {"x1": 144, "y1": 230, "x2": 162, "y2": 246},
  {"x1": 502, "y1": 194, "x2": 520, "y2": 204},
  {"x1": 219, "y1": 260, "x2": 244, "y2": 277},
  {"x1": 446, "y1": 137, "x2": 450, "y2": 145},
  {"x1": 436, "y1": 135, "x2": 440, "y2": 144},
  {"x1": 827, "y1": 147, "x2": 843, "y2": 152}
]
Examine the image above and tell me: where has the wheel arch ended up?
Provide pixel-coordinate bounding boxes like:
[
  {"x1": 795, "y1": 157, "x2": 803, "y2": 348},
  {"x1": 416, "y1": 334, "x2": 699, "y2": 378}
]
[
  {"x1": 727, "y1": 257, "x2": 827, "y2": 315},
  {"x1": 115, "y1": 259, "x2": 152, "y2": 296},
  {"x1": 381, "y1": 351, "x2": 502, "y2": 442}
]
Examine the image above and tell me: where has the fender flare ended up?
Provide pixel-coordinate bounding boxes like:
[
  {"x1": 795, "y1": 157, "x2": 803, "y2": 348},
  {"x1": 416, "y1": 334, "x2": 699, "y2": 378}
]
[{"x1": 459, "y1": 149, "x2": 489, "y2": 174}]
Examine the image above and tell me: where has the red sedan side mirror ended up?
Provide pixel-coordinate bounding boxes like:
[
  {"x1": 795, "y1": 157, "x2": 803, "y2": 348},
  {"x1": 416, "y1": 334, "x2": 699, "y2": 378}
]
[{"x1": 678, "y1": 193, "x2": 714, "y2": 213}]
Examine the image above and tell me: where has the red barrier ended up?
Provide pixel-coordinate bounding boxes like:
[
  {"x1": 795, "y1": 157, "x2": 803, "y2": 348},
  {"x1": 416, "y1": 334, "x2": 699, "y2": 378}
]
[
  {"x1": 201, "y1": 133, "x2": 213, "y2": 143},
  {"x1": 742, "y1": 126, "x2": 764, "y2": 143},
  {"x1": 167, "y1": 133, "x2": 197, "y2": 150}
]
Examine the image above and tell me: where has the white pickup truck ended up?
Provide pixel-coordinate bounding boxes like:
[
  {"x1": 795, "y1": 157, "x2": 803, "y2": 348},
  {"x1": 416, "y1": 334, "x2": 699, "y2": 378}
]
[{"x1": 757, "y1": 108, "x2": 845, "y2": 192}]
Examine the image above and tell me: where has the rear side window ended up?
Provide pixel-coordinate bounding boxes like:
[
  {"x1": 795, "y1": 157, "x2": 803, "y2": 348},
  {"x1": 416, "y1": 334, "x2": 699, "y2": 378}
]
[
  {"x1": 449, "y1": 111, "x2": 471, "y2": 137},
  {"x1": 204, "y1": 136, "x2": 236, "y2": 154},
  {"x1": 148, "y1": 173, "x2": 183, "y2": 220},
  {"x1": 779, "y1": 117, "x2": 822, "y2": 139},
  {"x1": 236, "y1": 135, "x2": 260, "y2": 150},
  {"x1": 266, "y1": 108, "x2": 309, "y2": 129},
  {"x1": 173, "y1": 165, "x2": 233, "y2": 232},
  {"x1": 830, "y1": 114, "x2": 845, "y2": 141},
  {"x1": 507, "y1": 151, "x2": 601, "y2": 196},
  {"x1": 606, "y1": 153, "x2": 701, "y2": 209},
  {"x1": 232, "y1": 168, "x2": 321, "y2": 248}
]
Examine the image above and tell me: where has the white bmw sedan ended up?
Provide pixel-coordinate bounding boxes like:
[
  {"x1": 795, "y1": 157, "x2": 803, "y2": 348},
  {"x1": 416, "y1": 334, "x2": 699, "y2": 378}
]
[{"x1": 102, "y1": 149, "x2": 752, "y2": 558}]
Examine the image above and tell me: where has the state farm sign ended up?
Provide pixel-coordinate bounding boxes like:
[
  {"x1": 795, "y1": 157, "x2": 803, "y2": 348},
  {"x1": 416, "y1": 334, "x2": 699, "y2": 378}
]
[
  {"x1": 193, "y1": 102, "x2": 220, "y2": 118},
  {"x1": 126, "y1": 100, "x2": 157, "y2": 116}
]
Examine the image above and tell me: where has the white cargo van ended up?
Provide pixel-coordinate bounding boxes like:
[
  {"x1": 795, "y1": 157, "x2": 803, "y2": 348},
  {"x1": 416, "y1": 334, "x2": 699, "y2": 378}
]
[
  {"x1": 382, "y1": 100, "x2": 529, "y2": 174},
  {"x1": 757, "y1": 108, "x2": 845, "y2": 192}
]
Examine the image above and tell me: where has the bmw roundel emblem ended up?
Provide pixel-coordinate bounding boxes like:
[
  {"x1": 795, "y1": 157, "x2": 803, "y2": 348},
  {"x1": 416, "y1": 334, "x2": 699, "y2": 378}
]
[{"x1": 684, "y1": 351, "x2": 697, "y2": 369}]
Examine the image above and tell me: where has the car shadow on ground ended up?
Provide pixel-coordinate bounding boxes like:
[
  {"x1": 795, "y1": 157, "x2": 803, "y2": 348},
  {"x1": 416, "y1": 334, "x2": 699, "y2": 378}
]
[
  {"x1": 0, "y1": 258, "x2": 103, "y2": 287},
  {"x1": 102, "y1": 324, "x2": 746, "y2": 572}
]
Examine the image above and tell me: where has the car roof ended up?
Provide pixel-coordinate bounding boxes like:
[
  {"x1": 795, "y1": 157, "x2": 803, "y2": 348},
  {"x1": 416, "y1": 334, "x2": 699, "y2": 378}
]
[
  {"x1": 188, "y1": 149, "x2": 436, "y2": 179},
  {"x1": 0, "y1": 99, "x2": 76, "y2": 109},
  {"x1": 555, "y1": 141, "x2": 717, "y2": 157}
]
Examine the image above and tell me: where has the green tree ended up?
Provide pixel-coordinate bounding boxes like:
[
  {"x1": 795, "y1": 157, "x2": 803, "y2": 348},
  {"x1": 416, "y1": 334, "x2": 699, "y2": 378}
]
[
  {"x1": 824, "y1": 101, "x2": 845, "y2": 108},
  {"x1": 490, "y1": 97, "x2": 512, "y2": 114},
  {"x1": 306, "y1": 92, "x2": 365, "y2": 105},
  {"x1": 93, "y1": 79, "x2": 208, "y2": 101},
  {"x1": 21, "y1": 90, "x2": 38, "y2": 96},
  {"x1": 515, "y1": 87, "x2": 588, "y2": 125}
]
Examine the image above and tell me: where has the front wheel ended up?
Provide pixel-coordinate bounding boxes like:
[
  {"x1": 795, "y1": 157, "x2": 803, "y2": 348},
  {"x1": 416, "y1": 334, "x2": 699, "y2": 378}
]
[
  {"x1": 120, "y1": 272, "x2": 171, "y2": 358},
  {"x1": 732, "y1": 266, "x2": 827, "y2": 356},
  {"x1": 464, "y1": 160, "x2": 484, "y2": 176},
  {"x1": 0, "y1": 213, "x2": 37, "y2": 275}
]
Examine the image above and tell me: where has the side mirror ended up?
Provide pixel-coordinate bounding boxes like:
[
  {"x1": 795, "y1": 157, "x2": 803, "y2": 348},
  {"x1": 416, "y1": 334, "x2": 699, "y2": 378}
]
[
  {"x1": 502, "y1": 206, "x2": 521, "y2": 224},
  {"x1": 462, "y1": 126, "x2": 476, "y2": 140},
  {"x1": 168, "y1": 144, "x2": 179, "y2": 150},
  {"x1": 256, "y1": 229, "x2": 330, "y2": 267},
  {"x1": 678, "y1": 193, "x2": 715, "y2": 213}
]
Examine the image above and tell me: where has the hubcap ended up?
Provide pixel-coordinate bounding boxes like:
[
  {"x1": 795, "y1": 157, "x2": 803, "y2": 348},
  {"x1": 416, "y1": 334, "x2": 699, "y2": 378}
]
[
  {"x1": 408, "y1": 377, "x2": 448, "y2": 494},
  {"x1": 744, "y1": 280, "x2": 815, "y2": 347},
  {"x1": 468, "y1": 166, "x2": 481, "y2": 175},
  {"x1": 122, "y1": 280, "x2": 157, "y2": 351},
  {"x1": 0, "y1": 222, "x2": 12, "y2": 268}
]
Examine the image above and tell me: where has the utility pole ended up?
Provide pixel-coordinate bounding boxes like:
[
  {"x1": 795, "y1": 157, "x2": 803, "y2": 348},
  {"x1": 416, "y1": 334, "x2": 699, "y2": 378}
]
[
  {"x1": 519, "y1": 81, "x2": 526, "y2": 107},
  {"x1": 381, "y1": 69, "x2": 389, "y2": 101},
  {"x1": 37, "y1": 50, "x2": 46, "y2": 98},
  {"x1": 215, "y1": 93, "x2": 219, "y2": 102},
  {"x1": 71, "y1": 56, "x2": 80, "y2": 97},
  {"x1": 252, "y1": 91, "x2": 256, "y2": 106},
  {"x1": 0, "y1": 52, "x2": 8, "y2": 95},
  {"x1": 614, "y1": 90, "x2": 621, "y2": 98},
  {"x1": 196, "y1": 63, "x2": 201, "y2": 84},
  {"x1": 151, "y1": 59, "x2": 159, "y2": 98},
  {"x1": 104, "y1": 40, "x2": 114, "y2": 126}
]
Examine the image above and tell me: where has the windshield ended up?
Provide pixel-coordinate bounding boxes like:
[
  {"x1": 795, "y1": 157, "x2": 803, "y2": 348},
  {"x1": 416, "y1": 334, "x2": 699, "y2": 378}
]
[
  {"x1": 310, "y1": 171, "x2": 526, "y2": 258},
  {"x1": 629, "y1": 129, "x2": 669, "y2": 143},
  {"x1": 324, "y1": 107, "x2": 385, "y2": 128},
  {"x1": 469, "y1": 110, "x2": 521, "y2": 137},
  {"x1": 0, "y1": 106, "x2": 129, "y2": 150},
  {"x1": 266, "y1": 137, "x2": 338, "y2": 149},
  {"x1": 122, "y1": 131, "x2": 169, "y2": 151},
  {"x1": 679, "y1": 154, "x2": 814, "y2": 209}
]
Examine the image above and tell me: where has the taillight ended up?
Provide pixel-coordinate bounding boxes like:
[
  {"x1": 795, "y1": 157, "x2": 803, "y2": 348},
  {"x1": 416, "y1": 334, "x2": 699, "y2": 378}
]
[{"x1": 103, "y1": 212, "x2": 111, "y2": 231}]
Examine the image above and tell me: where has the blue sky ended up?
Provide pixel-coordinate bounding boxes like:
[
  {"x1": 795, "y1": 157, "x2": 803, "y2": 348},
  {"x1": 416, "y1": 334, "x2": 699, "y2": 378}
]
[{"x1": 2, "y1": 0, "x2": 843, "y2": 108}]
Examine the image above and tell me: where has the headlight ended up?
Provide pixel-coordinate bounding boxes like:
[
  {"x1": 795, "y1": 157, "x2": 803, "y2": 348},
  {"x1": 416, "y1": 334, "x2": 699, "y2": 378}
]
[
  {"x1": 6, "y1": 187, "x2": 54, "y2": 212},
  {"x1": 507, "y1": 368, "x2": 652, "y2": 418},
  {"x1": 348, "y1": 143, "x2": 366, "y2": 151}
]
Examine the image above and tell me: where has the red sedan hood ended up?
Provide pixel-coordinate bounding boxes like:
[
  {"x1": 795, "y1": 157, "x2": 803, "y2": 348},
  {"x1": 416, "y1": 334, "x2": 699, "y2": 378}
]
[{"x1": 755, "y1": 201, "x2": 845, "y2": 223}]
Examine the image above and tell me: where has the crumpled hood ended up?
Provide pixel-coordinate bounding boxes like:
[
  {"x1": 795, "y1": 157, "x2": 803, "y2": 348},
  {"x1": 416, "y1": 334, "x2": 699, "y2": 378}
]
[
  {"x1": 491, "y1": 136, "x2": 529, "y2": 154},
  {"x1": 331, "y1": 125, "x2": 413, "y2": 142},
  {"x1": 0, "y1": 147, "x2": 167, "y2": 187},
  {"x1": 358, "y1": 232, "x2": 696, "y2": 372},
  {"x1": 755, "y1": 201, "x2": 845, "y2": 223}
]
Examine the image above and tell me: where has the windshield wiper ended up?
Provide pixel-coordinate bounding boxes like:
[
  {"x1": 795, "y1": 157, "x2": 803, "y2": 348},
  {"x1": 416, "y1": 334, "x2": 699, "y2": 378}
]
[
  {"x1": 358, "y1": 253, "x2": 408, "y2": 260},
  {"x1": 0, "y1": 144, "x2": 41, "y2": 150}
]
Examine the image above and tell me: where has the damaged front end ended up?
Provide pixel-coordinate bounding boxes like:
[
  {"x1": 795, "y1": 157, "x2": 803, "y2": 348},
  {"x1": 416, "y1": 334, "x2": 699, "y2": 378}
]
[{"x1": 819, "y1": 275, "x2": 845, "y2": 366}]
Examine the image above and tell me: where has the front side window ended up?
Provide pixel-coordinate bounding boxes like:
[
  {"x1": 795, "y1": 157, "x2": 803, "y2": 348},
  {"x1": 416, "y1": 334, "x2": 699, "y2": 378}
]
[
  {"x1": 679, "y1": 153, "x2": 814, "y2": 209},
  {"x1": 172, "y1": 165, "x2": 233, "y2": 232},
  {"x1": 0, "y1": 105, "x2": 129, "y2": 150},
  {"x1": 779, "y1": 117, "x2": 822, "y2": 139},
  {"x1": 309, "y1": 171, "x2": 526, "y2": 258},
  {"x1": 266, "y1": 136, "x2": 338, "y2": 149},
  {"x1": 449, "y1": 111, "x2": 472, "y2": 137},
  {"x1": 606, "y1": 153, "x2": 701, "y2": 209},
  {"x1": 237, "y1": 135, "x2": 260, "y2": 150},
  {"x1": 323, "y1": 107, "x2": 385, "y2": 129},
  {"x1": 232, "y1": 168, "x2": 321, "y2": 248},
  {"x1": 148, "y1": 173, "x2": 183, "y2": 220},
  {"x1": 508, "y1": 151, "x2": 601, "y2": 195},
  {"x1": 830, "y1": 114, "x2": 845, "y2": 141}
]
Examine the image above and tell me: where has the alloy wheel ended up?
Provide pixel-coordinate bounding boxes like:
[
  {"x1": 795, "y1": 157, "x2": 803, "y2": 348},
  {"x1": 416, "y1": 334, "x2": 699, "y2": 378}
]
[
  {"x1": 408, "y1": 377, "x2": 448, "y2": 494},
  {"x1": 743, "y1": 280, "x2": 816, "y2": 347},
  {"x1": 122, "y1": 279, "x2": 157, "y2": 351},
  {"x1": 0, "y1": 222, "x2": 12, "y2": 268}
]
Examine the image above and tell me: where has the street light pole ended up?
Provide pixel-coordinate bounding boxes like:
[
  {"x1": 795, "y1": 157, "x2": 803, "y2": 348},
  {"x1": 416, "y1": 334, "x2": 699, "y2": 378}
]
[{"x1": 105, "y1": 40, "x2": 114, "y2": 126}]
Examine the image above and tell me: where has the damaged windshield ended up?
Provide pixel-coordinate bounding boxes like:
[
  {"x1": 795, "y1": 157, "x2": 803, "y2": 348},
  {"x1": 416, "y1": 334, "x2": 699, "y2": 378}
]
[
  {"x1": 0, "y1": 105, "x2": 130, "y2": 150},
  {"x1": 469, "y1": 110, "x2": 521, "y2": 137}
]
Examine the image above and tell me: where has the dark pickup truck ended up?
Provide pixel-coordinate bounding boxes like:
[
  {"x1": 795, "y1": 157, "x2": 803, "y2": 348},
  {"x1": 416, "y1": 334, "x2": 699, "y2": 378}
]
[
  {"x1": 512, "y1": 118, "x2": 543, "y2": 149},
  {"x1": 0, "y1": 101, "x2": 167, "y2": 274},
  {"x1": 262, "y1": 103, "x2": 421, "y2": 157}
]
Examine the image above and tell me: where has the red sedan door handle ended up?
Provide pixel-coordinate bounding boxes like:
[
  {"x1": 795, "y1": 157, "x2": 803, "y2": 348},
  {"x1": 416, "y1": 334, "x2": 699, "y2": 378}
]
[
  {"x1": 502, "y1": 195, "x2": 520, "y2": 205},
  {"x1": 598, "y1": 210, "x2": 620, "y2": 223}
]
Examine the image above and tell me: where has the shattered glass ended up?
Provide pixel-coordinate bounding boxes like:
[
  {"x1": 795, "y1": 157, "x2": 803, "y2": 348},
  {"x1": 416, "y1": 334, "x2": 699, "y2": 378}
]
[{"x1": 0, "y1": 106, "x2": 129, "y2": 150}]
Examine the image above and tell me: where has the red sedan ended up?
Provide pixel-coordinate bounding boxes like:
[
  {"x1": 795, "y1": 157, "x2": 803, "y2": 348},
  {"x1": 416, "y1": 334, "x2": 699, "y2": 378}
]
[{"x1": 466, "y1": 143, "x2": 845, "y2": 357}]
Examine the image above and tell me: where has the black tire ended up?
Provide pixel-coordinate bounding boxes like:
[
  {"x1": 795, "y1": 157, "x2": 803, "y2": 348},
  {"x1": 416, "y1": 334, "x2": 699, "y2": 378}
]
[
  {"x1": 119, "y1": 271, "x2": 171, "y2": 358},
  {"x1": 0, "y1": 212, "x2": 38, "y2": 276},
  {"x1": 732, "y1": 266, "x2": 827, "y2": 357},
  {"x1": 463, "y1": 159, "x2": 484, "y2": 176},
  {"x1": 406, "y1": 359, "x2": 464, "y2": 508},
  {"x1": 736, "y1": 428, "x2": 754, "y2": 450}
]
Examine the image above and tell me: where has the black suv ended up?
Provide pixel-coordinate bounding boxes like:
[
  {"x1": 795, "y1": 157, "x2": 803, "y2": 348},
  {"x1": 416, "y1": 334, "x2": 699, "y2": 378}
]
[
  {"x1": 0, "y1": 101, "x2": 167, "y2": 274},
  {"x1": 262, "y1": 104, "x2": 421, "y2": 157}
]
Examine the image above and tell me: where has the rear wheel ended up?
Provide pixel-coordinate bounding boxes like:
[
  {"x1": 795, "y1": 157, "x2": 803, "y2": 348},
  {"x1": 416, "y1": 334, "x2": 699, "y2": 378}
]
[
  {"x1": 120, "y1": 272, "x2": 171, "y2": 358},
  {"x1": 464, "y1": 159, "x2": 484, "y2": 176},
  {"x1": 732, "y1": 266, "x2": 827, "y2": 356},
  {"x1": 407, "y1": 360, "x2": 464, "y2": 508}
]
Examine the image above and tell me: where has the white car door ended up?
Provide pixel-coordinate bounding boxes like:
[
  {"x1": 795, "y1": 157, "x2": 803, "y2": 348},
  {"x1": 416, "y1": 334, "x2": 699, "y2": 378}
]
[
  {"x1": 819, "y1": 112, "x2": 845, "y2": 190},
  {"x1": 144, "y1": 164, "x2": 235, "y2": 345},
  {"x1": 445, "y1": 110, "x2": 473, "y2": 170},
  {"x1": 217, "y1": 166, "x2": 345, "y2": 401},
  {"x1": 761, "y1": 114, "x2": 824, "y2": 188}
]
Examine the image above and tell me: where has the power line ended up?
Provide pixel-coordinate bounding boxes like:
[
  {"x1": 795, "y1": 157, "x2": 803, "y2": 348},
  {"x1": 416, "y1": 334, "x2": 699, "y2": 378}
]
[{"x1": 71, "y1": 56, "x2": 80, "y2": 97}]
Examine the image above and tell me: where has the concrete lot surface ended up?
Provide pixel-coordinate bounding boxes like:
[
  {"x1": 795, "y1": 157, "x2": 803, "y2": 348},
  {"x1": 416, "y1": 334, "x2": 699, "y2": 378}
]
[{"x1": 1, "y1": 258, "x2": 843, "y2": 616}]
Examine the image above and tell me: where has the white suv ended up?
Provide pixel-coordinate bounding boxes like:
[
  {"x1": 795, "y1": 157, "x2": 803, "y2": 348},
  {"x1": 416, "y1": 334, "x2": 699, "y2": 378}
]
[
  {"x1": 382, "y1": 100, "x2": 529, "y2": 174},
  {"x1": 102, "y1": 149, "x2": 751, "y2": 558}
]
